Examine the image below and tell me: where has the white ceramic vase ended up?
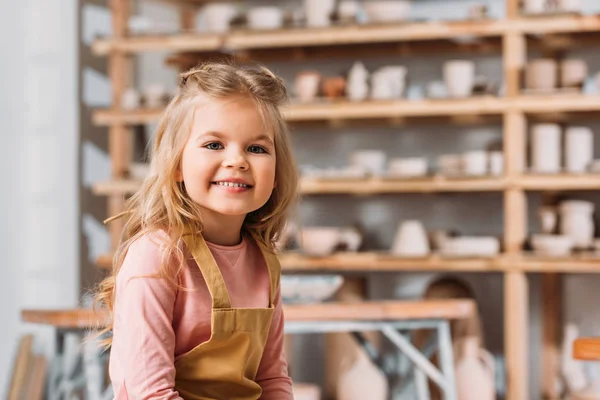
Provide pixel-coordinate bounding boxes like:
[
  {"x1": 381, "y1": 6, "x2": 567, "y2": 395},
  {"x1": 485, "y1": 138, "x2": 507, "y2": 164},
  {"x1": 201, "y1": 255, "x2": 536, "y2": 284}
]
[
  {"x1": 455, "y1": 336, "x2": 496, "y2": 400},
  {"x1": 337, "y1": 350, "x2": 388, "y2": 400},
  {"x1": 531, "y1": 123, "x2": 562, "y2": 173},
  {"x1": 560, "y1": 200, "x2": 595, "y2": 249},
  {"x1": 443, "y1": 60, "x2": 475, "y2": 98},
  {"x1": 565, "y1": 127, "x2": 593, "y2": 173}
]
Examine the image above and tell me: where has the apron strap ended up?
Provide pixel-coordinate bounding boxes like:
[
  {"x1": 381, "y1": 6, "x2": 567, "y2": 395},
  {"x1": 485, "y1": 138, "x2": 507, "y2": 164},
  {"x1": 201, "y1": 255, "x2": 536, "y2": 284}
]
[
  {"x1": 260, "y1": 249, "x2": 281, "y2": 308},
  {"x1": 183, "y1": 234, "x2": 232, "y2": 309}
]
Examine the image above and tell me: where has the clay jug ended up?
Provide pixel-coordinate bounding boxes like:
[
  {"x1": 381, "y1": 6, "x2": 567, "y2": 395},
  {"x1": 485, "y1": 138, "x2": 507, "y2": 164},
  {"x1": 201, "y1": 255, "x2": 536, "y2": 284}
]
[
  {"x1": 337, "y1": 348, "x2": 388, "y2": 400},
  {"x1": 455, "y1": 336, "x2": 496, "y2": 400}
]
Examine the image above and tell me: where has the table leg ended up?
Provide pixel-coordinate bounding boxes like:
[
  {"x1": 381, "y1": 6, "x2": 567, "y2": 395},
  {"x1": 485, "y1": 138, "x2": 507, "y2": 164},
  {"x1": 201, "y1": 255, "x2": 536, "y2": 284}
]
[
  {"x1": 381, "y1": 325, "x2": 447, "y2": 392},
  {"x1": 437, "y1": 321, "x2": 457, "y2": 400}
]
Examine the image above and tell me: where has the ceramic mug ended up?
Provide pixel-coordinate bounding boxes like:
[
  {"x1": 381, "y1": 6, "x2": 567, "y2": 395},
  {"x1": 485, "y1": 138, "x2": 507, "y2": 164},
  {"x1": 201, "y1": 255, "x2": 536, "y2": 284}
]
[
  {"x1": 565, "y1": 126, "x2": 593, "y2": 173},
  {"x1": 531, "y1": 123, "x2": 561, "y2": 173},
  {"x1": 443, "y1": 60, "x2": 475, "y2": 98},
  {"x1": 525, "y1": 59, "x2": 558, "y2": 91},
  {"x1": 295, "y1": 72, "x2": 321, "y2": 103},
  {"x1": 561, "y1": 59, "x2": 588, "y2": 88},
  {"x1": 391, "y1": 220, "x2": 430, "y2": 257},
  {"x1": 463, "y1": 151, "x2": 488, "y2": 176},
  {"x1": 523, "y1": 0, "x2": 547, "y2": 13},
  {"x1": 304, "y1": 0, "x2": 336, "y2": 27}
]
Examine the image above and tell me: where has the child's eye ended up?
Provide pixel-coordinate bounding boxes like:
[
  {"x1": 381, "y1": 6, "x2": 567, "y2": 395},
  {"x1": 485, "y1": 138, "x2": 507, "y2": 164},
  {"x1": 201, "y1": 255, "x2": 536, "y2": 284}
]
[
  {"x1": 204, "y1": 142, "x2": 223, "y2": 150},
  {"x1": 248, "y1": 145, "x2": 267, "y2": 154}
]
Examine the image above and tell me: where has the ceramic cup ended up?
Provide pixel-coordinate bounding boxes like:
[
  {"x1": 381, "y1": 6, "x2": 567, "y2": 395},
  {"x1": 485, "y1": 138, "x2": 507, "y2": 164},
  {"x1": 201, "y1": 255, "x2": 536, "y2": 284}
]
[
  {"x1": 247, "y1": 6, "x2": 284, "y2": 30},
  {"x1": 443, "y1": 60, "x2": 475, "y2": 98},
  {"x1": 351, "y1": 150, "x2": 387, "y2": 176},
  {"x1": 463, "y1": 151, "x2": 488, "y2": 176},
  {"x1": 391, "y1": 220, "x2": 430, "y2": 257},
  {"x1": 565, "y1": 126, "x2": 594, "y2": 173},
  {"x1": 121, "y1": 88, "x2": 141, "y2": 110},
  {"x1": 304, "y1": 0, "x2": 336, "y2": 27},
  {"x1": 488, "y1": 151, "x2": 504, "y2": 176},
  {"x1": 144, "y1": 84, "x2": 167, "y2": 108},
  {"x1": 525, "y1": 59, "x2": 558, "y2": 92},
  {"x1": 295, "y1": 72, "x2": 321, "y2": 103},
  {"x1": 538, "y1": 206, "x2": 558, "y2": 234},
  {"x1": 523, "y1": 0, "x2": 547, "y2": 13},
  {"x1": 199, "y1": 3, "x2": 238, "y2": 33},
  {"x1": 531, "y1": 123, "x2": 562, "y2": 173},
  {"x1": 561, "y1": 59, "x2": 588, "y2": 88},
  {"x1": 560, "y1": 0, "x2": 583, "y2": 13}
]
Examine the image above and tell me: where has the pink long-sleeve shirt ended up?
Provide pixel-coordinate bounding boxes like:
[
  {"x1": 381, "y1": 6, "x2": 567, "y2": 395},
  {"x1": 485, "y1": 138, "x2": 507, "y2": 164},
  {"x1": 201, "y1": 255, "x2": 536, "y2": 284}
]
[{"x1": 109, "y1": 231, "x2": 293, "y2": 399}]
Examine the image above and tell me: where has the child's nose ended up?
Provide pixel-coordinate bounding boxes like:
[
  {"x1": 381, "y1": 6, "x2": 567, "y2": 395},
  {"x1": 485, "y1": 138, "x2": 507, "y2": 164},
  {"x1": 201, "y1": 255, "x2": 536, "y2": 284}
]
[{"x1": 223, "y1": 153, "x2": 249, "y2": 170}]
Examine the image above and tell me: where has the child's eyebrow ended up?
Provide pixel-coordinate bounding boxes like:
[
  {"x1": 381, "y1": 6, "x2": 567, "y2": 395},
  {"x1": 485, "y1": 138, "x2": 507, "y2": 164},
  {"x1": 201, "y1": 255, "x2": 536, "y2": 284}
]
[{"x1": 251, "y1": 134, "x2": 274, "y2": 146}]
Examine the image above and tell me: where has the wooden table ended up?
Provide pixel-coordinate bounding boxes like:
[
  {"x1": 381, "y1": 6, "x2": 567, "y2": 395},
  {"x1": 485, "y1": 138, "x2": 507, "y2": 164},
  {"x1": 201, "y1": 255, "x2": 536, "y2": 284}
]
[{"x1": 23, "y1": 299, "x2": 475, "y2": 400}]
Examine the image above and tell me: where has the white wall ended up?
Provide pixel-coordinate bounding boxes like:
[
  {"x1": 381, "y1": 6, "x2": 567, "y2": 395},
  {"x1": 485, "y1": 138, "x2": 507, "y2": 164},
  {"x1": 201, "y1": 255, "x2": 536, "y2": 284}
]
[{"x1": 0, "y1": 0, "x2": 79, "y2": 395}]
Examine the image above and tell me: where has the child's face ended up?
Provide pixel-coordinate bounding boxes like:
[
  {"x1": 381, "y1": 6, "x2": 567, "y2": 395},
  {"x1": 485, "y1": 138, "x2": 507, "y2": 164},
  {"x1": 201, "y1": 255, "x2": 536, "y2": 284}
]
[{"x1": 177, "y1": 94, "x2": 277, "y2": 220}]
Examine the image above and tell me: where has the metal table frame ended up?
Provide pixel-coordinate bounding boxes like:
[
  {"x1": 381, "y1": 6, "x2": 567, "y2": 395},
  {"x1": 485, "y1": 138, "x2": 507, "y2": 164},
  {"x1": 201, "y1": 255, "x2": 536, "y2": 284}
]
[{"x1": 285, "y1": 318, "x2": 457, "y2": 400}]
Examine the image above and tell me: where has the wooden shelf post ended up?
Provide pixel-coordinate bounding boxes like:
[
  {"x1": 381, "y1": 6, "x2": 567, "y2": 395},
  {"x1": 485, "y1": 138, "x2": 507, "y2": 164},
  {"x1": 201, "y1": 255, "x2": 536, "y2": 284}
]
[
  {"x1": 503, "y1": 21, "x2": 529, "y2": 399},
  {"x1": 108, "y1": 0, "x2": 133, "y2": 249}
]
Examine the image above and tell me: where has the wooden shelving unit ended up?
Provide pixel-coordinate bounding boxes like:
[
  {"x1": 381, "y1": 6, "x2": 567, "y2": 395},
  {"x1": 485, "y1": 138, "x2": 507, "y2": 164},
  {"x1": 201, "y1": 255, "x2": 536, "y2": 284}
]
[{"x1": 82, "y1": 2, "x2": 600, "y2": 400}]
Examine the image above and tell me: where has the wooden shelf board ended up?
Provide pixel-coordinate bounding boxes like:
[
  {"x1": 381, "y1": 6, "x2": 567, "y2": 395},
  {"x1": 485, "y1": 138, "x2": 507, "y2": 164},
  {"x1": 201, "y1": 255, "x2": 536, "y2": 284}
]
[
  {"x1": 300, "y1": 176, "x2": 507, "y2": 194},
  {"x1": 92, "y1": 173, "x2": 600, "y2": 197},
  {"x1": 279, "y1": 251, "x2": 506, "y2": 272},
  {"x1": 92, "y1": 33, "x2": 222, "y2": 56},
  {"x1": 93, "y1": 96, "x2": 600, "y2": 127},
  {"x1": 93, "y1": 20, "x2": 506, "y2": 55},
  {"x1": 97, "y1": 250, "x2": 600, "y2": 273},
  {"x1": 514, "y1": 14, "x2": 600, "y2": 35},
  {"x1": 93, "y1": 108, "x2": 163, "y2": 126},
  {"x1": 91, "y1": 15, "x2": 600, "y2": 56},
  {"x1": 226, "y1": 20, "x2": 505, "y2": 50},
  {"x1": 515, "y1": 94, "x2": 600, "y2": 114},
  {"x1": 519, "y1": 253, "x2": 600, "y2": 273},
  {"x1": 92, "y1": 179, "x2": 142, "y2": 196},
  {"x1": 93, "y1": 97, "x2": 506, "y2": 127},
  {"x1": 517, "y1": 173, "x2": 600, "y2": 191}
]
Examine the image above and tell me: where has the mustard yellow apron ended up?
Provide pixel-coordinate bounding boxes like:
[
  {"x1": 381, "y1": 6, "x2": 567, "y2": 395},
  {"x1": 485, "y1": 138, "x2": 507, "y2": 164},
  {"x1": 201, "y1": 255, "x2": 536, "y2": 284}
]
[{"x1": 174, "y1": 234, "x2": 280, "y2": 400}]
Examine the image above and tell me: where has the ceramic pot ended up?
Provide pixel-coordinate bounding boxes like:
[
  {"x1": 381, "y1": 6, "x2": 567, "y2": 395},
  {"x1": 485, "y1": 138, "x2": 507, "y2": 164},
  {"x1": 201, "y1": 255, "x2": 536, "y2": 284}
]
[
  {"x1": 560, "y1": 200, "x2": 595, "y2": 249},
  {"x1": 488, "y1": 151, "x2": 504, "y2": 176},
  {"x1": 347, "y1": 62, "x2": 369, "y2": 101},
  {"x1": 462, "y1": 151, "x2": 488, "y2": 176},
  {"x1": 121, "y1": 88, "x2": 141, "y2": 110},
  {"x1": 560, "y1": 0, "x2": 583, "y2": 13},
  {"x1": 199, "y1": 3, "x2": 238, "y2": 32},
  {"x1": 443, "y1": 60, "x2": 475, "y2": 98},
  {"x1": 565, "y1": 127, "x2": 593, "y2": 173},
  {"x1": 525, "y1": 59, "x2": 558, "y2": 91},
  {"x1": 247, "y1": 6, "x2": 284, "y2": 30},
  {"x1": 350, "y1": 150, "x2": 386, "y2": 176},
  {"x1": 561, "y1": 59, "x2": 588, "y2": 88},
  {"x1": 531, "y1": 123, "x2": 561, "y2": 173},
  {"x1": 337, "y1": 350, "x2": 388, "y2": 400},
  {"x1": 304, "y1": 0, "x2": 336, "y2": 27},
  {"x1": 295, "y1": 72, "x2": 321, "y2": 103},
  {"x1": 391, "y1": 220, "x2": 430, "y2": 257},
  {"x1": 524, "y1": 0, "x2": 547, "y2": 13},
  {"x1": 322, "y1": 77, "x2": 347, "y2": 99},
  {"x1": 455, "y1": 336, "x2": 496, "y2": 400},
  {"x1": 538, "y1": 206, "x2": 558, "y2": 234}
]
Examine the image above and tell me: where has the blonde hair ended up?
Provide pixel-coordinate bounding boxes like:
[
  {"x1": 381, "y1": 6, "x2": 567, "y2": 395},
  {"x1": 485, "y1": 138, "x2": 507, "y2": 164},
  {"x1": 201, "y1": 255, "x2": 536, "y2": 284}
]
[{"x1": 94, "y1": 62, "x2": 299, "y2": 347}]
